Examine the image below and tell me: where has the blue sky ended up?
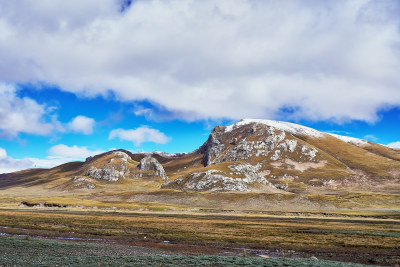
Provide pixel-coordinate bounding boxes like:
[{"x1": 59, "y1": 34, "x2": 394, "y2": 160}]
[{"x1": 0, "y1": 0, "x2": 400, "y2": 172}]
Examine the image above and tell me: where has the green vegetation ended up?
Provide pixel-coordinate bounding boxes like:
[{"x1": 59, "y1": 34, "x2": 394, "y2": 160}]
[{"x1": 0, "y1": 236, "x2": 373, "y2": 266}]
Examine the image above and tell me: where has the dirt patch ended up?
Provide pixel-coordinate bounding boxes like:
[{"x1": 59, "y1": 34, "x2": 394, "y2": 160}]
[
  {"x1": 271, "y1": 159, "x2": 327, "y2": 172},
  {"x1": 389, "y1": 168, "x2": 400, "y2": 179}
]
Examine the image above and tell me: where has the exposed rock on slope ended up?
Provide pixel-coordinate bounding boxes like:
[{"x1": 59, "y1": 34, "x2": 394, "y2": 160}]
[
  {"x1": 136, "y1": 156, "x2": 168, "y2": 181},
  {"x1": 72, "y1": 176, "x2": 96, "y2": 189},
  {"x1": 85, "y1": 151, "x2": 131, "y2": 181},
  {"x1": 162, "y1": 163, "x2": 276, "y2": 192},
  {"x1": 200, "y1": 120, "x2": 322, "y2": 166}
]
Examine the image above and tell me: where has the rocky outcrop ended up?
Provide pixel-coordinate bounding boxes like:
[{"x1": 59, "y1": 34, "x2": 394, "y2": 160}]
[
  {"x1": 200, "y1": 122, "x2": 320, "y2": 166},
  {"x1": 86, "y1": 151, "x2": 131, "y2": 181},
  {"x1": 162, "y1": 163, "x2": 275, "y2": 192},
  {"x1": 137, "y1": 156, "x2": 168, "y2": 180},
  {"x1": 201, "y1": 126, "x2": 226, "y2": 166},
  {"x1": 72, "y1": 176, "x2": 96, "y2": 189}
]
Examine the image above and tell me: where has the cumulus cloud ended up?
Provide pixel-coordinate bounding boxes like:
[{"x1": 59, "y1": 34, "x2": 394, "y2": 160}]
[
  {"x1": 0, "y1": 147, "x2": 33, "y2": 173},
  {"x1": 109, "y1": 126, "x2": 170, "y2": 146},
  {"x1": 26, "y1": 144, "x2": 104, "y2": 169},
  {"x1": 27, "y1": 157, "x2": 75, "y2": 169},
  {"x1": 68, "y1": 115, "x2": 95, "y2": 134},
  {"x1": 0, "y1": 147, "x2": 6, "y2": 158},
  {"x1": 48, "y1": 144, "x2": 104, "y2": 158},
  {"x1": 0, "y1": 83, "x2": 57, "y2": 137},
  {"x1": 0, "y1": 145, "x2": 104, "y2": 173},
  {"x1": 1, "y1": 0, "x2": 400, "y2": 122},
  {"x1": 387, "y1": 141, "x2": 400, "y2": 149},
  {"x1": 364, "y1": 134, "x2": 378, "y2": 142}
]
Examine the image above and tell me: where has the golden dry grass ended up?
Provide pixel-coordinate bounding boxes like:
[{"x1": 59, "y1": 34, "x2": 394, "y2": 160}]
[
  {"x1": 304, "y1": 135, "x2": 400, "y2": 178},
  {"x1": 0, "y1": 209, "x2": 399, "y2": 253}
]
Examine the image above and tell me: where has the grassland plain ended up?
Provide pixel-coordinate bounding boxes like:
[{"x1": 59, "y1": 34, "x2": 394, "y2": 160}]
[
  {"x1": 0, "y1": 236, "x2": 375, "y2": 267},
  {"x1": 0, "y1": 208, "x2": 399, "y2": 266}
]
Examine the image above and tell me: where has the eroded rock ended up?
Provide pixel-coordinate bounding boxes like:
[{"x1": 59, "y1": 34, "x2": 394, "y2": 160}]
[
  {"x1": 72, "y1": 176, "x2": 96, "y2": 189},
  {"x1": 137, "y1": 156, "x2": 168, "y2": 180},
  {"x1": 162, "y1": 163, "x2": 275, "y2": 192},
  {"x1": 200, "y1": 122, "x2": 320, "y2": 166},
  {"x1": 86, "y1": 151, "x2": 131, "y2": 181}
]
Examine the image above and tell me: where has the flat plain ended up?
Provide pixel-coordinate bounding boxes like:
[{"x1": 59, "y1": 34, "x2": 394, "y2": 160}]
[{"x1": 0, "y1": 207, "x2": 399, "y2": 266}]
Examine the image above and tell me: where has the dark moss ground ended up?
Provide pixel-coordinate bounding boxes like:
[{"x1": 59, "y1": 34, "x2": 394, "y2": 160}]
[{"x1": 0, "y1": 236, "x2": 374, "y2": 267}]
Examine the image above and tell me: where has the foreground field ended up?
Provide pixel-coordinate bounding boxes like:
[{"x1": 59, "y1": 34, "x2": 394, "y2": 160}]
[
  {"x1": 0, "y1": 236, "x2": 372, "y2": 267},
  {"x1": 0, "y1": 208, "x2": 399, "y2": 266}
]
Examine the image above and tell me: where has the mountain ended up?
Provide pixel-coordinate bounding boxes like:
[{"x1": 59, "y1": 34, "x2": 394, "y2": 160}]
[
  {"x1": 160, "y1": 119, "x2": 400, "y2": 193},
  {"x1": 1, "y1": 119, "x2": 400, "y2": 209}
]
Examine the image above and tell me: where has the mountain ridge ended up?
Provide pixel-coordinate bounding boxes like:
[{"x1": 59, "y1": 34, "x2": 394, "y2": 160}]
[{"x1": 1, "y1": 119, "x2": 400, "y2": 197}]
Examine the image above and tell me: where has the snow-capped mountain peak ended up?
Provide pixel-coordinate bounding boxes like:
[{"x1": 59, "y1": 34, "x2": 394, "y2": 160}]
[{"x1": 224, "y1": 119, "x2": 325, "y2": 138}]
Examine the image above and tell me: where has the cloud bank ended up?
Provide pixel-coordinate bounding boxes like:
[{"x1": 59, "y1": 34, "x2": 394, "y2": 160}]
[
  {"x1": 1, "y1": 0, "x2": 400, "y2": 122},
  {"x1": 48, "y1": 144, "x2": 104, "y2": 159},
  {"x1": 109, "y1": 126, "x2": 170, "y2": 146},
  {"x1": 26, "y1": 144, "x2": 105, "y2": 169},
  {"x1": 388, "y1": 141, "x2": 400, "y2": 149},
  {"x1": 0, "y1": 84, "x2": 57, "y2": 137},
  {"x1": 0, "y1": 147, "x2": 33, "y2": 173}
]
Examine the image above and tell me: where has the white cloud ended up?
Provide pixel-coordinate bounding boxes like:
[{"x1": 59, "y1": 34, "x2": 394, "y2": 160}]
[
  {"x1": 0, "y1": 147, "x2": 6, "y2": 158},
  {"x1": 0, "y1": 83, "x2": 57, "y2": 137},
  {"x1": 364, "y1": 134, "x2": 378, "y2": 142},
  {"x1": 48, "y1": 144, "x2": 103, "y2": 158},
  {"x1": 27, "y1": 157, "x2": 73, "y2": 169},
  {"x1": 0, "y1": 147, "x2": 33, "y2": 173},
  {"x1": 0, "y1": 145, "x2": 104, "y2": 173},
  {"x1": 109, "y1": 126, "x2": 170, "y2": 146},
  {"x1": 0, "y1": 1, "x2": 400, "y2": 122},
  {"x1": 68, "y1": 115, "x2": 95, "y2": 134},
  {"x1": 27, "y1": 144, "x2": 104, "y2": 169},
  {"x1": 387, "y1": 141, "x2": 400, "y2": 149}
]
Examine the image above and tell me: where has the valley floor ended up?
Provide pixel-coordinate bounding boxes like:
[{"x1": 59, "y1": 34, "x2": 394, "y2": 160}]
[{"x1": 0, "y1": 208, "x2": 399, "y2": 266}]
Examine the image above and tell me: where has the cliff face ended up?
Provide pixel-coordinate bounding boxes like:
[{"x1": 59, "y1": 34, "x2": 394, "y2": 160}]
[{"x1": 200, "y1": 121, "x2": 321, "y2": 167}]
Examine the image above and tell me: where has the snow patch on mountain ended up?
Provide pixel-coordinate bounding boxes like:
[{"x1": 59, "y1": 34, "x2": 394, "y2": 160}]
[
  {"x1": 153, "y1": 151, "x2": 188, "y2": 158},
  {"x1": 328, "y1": 133, "x2": 369, "y2": 146},
  {"x1": 225, "y1": 119, "x2": 325, "y2": 138}
]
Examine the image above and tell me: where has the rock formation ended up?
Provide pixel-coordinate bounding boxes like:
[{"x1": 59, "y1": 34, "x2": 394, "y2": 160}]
[
  {"x1": 137, "y1": 156, "x2": 168, "y2": 180},
  {"x1": 162, "y1": 163, "x2": 276, "y2": 192},
  {"x1": 199, "y1": 120, "x2": 321, "y2": 166},
  {"x1": 86, "y1": 151, "x2": 131, "y2": 181}
]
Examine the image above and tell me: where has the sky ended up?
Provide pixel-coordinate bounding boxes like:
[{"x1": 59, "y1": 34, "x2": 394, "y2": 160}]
[{"x1": 1, "y1": 0, "x2": 400, "y2": 173}]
